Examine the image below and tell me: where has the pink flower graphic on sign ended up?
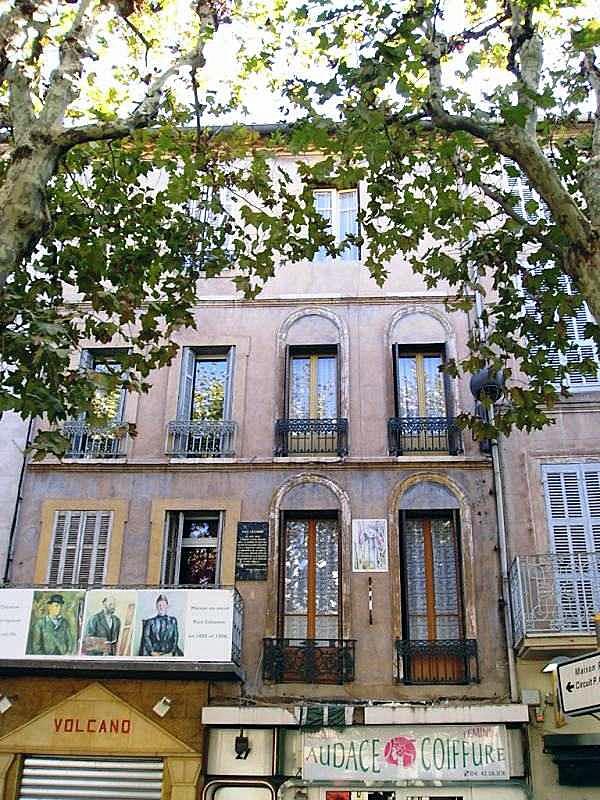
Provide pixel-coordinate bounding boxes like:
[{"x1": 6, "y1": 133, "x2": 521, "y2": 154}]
[{"x1": 383, "y1": 735, "x2": 417, "y2": 768}]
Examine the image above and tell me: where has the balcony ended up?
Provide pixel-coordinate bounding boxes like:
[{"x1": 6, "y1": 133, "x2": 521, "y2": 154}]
[
  {"x1": 388, "y1": 416, "x2": 463, "y2": 456},
  {"x1": 0, "y1": 585, "x2": 243, "y2": 680},
  {"x1": 166, "y1": 419, "x2": 237, "y2": 457},
  {"x1": 63, "y1": 420, "x2": 127, "y2": 459},
  {"x1": 274, "y1": 418, "x2": 348, "y2": 457},
  {"x1": 395, "y1": 639, "x2": 479, "y2": 684},
  {"x1": 263, "y1": 638, "x2": 356, "y2": 684},
  {"x1": 510, "y1": 552, "x2": 600, "y2": 657}
]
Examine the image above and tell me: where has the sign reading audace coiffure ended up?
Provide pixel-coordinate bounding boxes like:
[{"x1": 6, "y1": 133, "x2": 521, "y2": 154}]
[
  {"x1": 302, "y1": 725, "x2": 509, "y2": 782},
  {"x1": 0, "y1": 587, "x2": 237, "y2": 663}
]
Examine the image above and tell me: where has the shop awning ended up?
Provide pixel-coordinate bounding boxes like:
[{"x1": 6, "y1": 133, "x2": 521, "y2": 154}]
[{"x1": 544, "y1": 734, "x2": 600, "y2": 786}]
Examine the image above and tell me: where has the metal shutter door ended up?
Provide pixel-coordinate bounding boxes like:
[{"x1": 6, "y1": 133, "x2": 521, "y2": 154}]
[{"x1": 18, "y1": 756, "x2": 163, "y2": 800}]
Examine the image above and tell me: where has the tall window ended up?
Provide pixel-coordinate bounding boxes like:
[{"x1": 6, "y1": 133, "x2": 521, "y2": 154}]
[
  {"x1": 162, "y1": 511, "x2": 221, "y2": 586},
  {"x1": 186, "y1": 187, "x2": 236, "y2": 271},
  {"x1": 281, "y1": 514, "x2": 340, "y2": 639},
  {"x1": 80, "y1": 349, "x2": 126, "y2": 422},
  {"x1": 48, "y1": 510, "x2": 112, "y2": 586},
  {"x1": 543, "y1": 463, "x2": 600, "y2": 625},
  {"x1": 400, "y1": 511, "x2": 465, "y2": 681},
  {"x1": 393, "y1": 345, "x2": 447, "y2": 418},
  {"x1": 178, "y1": 348, "x2": 233, "y2": 421},
  {"x1": 313, "y1": 188, "x2": 359, "y2": 262},
  {"x1": 288, "y1": 347, "x2": 338, "y2": 419}
]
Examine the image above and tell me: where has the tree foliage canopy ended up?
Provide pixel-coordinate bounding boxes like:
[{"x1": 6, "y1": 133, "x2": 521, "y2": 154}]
[
  {"x1": 2, "y1": 0, "x2": 600, "y2": 453},
  {"x1": 274, "y1": 0, "x2": 600, "y2": 435}
]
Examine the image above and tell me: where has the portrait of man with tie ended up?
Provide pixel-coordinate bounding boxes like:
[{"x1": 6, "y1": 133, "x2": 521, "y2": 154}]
[
  {"x1": 83, "y1": 595, "x2": 121, "y2": 655},
  {"x1": 139, "y1": 594, "x2": 183, "y2": 657}
]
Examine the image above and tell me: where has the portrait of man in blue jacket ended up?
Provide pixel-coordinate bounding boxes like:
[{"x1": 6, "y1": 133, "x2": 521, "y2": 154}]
[{"x1": 139, "y1": 594, "x2": 183, "y2": 657}]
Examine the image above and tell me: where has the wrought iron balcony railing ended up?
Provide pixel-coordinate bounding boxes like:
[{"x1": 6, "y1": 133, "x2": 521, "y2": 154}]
[
  {"x1": 166, "y1": 419, "x2": 237, "y2": 457},
  {"x1": 63, "y1": 420, "x2": 127, "y2": 459},
  {"x1": 510, "y1": 552, "x2": 600, "y2": 644},
  {"x1": 395, "y1": 639, "x2": 479, "y2": 684},
  {"x1": 274, "y1": 418, "x2": 348, "y2": 457},
  {"x1": 263, "y1": 638, "x2": 356, "y2": 684},
  {"x1": 388, "y1": 416, "x2": 463, "y2": 456}
]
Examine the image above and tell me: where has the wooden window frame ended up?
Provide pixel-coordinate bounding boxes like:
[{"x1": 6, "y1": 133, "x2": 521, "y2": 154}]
[
  {"x1": 399, "y1": 509, "x2": 465, "y2": 641},
  {"x1": 392, "y1": 343, "x2": 450, "y2": 418},
  {"x1": 278, "y1": 510, "x2": 341, "y2": 639},
  {"x1": 285, "y1": 345, "x2": 339, "y2": 420}
]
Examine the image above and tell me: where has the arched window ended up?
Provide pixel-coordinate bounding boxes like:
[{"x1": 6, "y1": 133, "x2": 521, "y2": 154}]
[{"x1": 397, "y1": 481, "x2": 477, "y2": 684}]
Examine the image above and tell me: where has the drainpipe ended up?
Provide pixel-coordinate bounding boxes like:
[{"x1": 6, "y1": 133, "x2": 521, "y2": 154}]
[
  {"x1": 471, "y1": 286, "x2": 519, "y2": 702},
  {"x1": 3, "y1": 417, "x2": 33, "y2": 584},
  {"x1": 488, "y1": 405, "x2": 519, "y2": 703}
]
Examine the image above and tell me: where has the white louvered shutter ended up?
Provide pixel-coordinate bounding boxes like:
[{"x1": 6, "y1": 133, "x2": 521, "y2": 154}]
[
  {"x1": 48, "y1": 511, "x2": 112, "y2": 585},
  {"x1": 48, "y1": 513, "x2": 68, "y2": 585},
  {"x1": 62, "y1": 512, "x2": 85, "y2": 585},
  {"x1": 558, "y1": 276, "x2": 600, "y2": 389},
  {"x1": 543, "y1": 464, "x2": 600, "y2": 628},
  {"x1": 504, "y1": 164, "x2": 600, "y2": 389}
]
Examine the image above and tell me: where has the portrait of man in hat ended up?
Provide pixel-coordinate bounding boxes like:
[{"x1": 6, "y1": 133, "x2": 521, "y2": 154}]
[
  {"x1": 139, "y1": 594, "x2": 183, "y2": 657},
  {"x1": 29, "y1": 593, "x2": 76, "y2": 656}
]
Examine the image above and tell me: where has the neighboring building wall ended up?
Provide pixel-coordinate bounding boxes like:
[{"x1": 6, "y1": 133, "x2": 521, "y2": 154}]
[
  {"x1": 0, "y1": 412, "x2": 28, "y2": 580},
  {"x1": 501, "y1": 390, "x2": 600, "y2": 796}
]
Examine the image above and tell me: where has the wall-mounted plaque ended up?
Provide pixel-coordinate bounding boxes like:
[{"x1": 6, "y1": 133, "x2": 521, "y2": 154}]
[{"x1": 235, "y1": 522, "x2": 269, "y2": 581}]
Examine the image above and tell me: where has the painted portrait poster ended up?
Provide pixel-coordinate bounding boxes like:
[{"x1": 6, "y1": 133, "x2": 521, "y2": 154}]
[
  {"x1": 133, "y1": 590, "x2": 186, "y2": 658},
  {"x1": 351, "y1": 519, "x2": 389, "y2": 572},
  {"x1": 325, "y1": 792, "x2": 350, "y2": 800},
  {"x1": 26, "y1": 589, "x2": 85, "y2": 657},
  {"x1": 80, "y1": 590, "x2": 136, "y2": 657}
]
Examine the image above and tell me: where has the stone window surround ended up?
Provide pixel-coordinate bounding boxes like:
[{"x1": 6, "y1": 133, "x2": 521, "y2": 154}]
[
  {"x1": 34, "y1": 498, "x2": 128, "y2": 585},
  {"x1": 147, "y1": 497, "x2": 241, "y2": 586}
]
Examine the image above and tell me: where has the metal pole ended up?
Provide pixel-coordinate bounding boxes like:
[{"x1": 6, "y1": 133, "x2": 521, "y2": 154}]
[{"x1": 489, "y1": 404, "x2": 519, "y2": 703}]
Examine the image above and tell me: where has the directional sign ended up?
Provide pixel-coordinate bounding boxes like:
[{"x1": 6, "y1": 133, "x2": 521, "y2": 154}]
[{"x1": 557, "y1": 651, "x2": 600, "y2": 717}]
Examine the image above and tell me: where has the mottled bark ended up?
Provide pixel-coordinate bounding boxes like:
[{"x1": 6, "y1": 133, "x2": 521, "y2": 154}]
[
  {"x1": 0, "y1": 0, "x2": 220, "y2": 295},
  {"x1": 0, "y1": 134, "x2": 62, "y2": 291}
]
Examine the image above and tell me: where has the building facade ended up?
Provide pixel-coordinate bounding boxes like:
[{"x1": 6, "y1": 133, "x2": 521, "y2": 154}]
[{"x1": 0, "y1": 175, "x2": 535, "y2": 799}]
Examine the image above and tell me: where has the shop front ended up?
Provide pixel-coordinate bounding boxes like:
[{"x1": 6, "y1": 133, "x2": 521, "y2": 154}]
[
  {"x1": 0, "y1": 680, "x2": 206, "y2": 800},
  {"x1": 277, "y1": 724, "x2": 531, "y2": 800}
]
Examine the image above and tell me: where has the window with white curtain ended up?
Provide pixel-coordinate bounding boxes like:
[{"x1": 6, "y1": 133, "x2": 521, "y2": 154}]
[
  {"x1": 288, "y1": 347, "x2": 338, "y2": 419},
  {"x1": 313, "y1": 188, "x2": 360, "y2": 262}
]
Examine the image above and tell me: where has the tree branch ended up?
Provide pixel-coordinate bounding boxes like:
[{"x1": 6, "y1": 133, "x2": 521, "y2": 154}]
[
  {"x1": 7, "y1": 64, "x2": 34, "y2": 143},
  {"x1": 58, "y1": 2, "x2": 220, "y2": 150},
  {"x1": 508, "y1": 3, "x2": 542, "y2": 139},
  {"x1": 582, "y1": 50, "x2": 600, "y2": 157},
  {"x1": 40, "y1": 0, "x2": 97, "y2": 127}
]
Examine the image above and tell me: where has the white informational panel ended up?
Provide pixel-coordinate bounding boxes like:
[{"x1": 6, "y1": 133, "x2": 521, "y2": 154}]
[
  {"x1": 303, "y1": 725, "x2": 509, "y2": 782},
  {"x1": 557, "y1": 651, "x2": 600, "y2": 716},
  {"x1": 0, "y1": 587, "x2": 236, "y2": 663}
]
